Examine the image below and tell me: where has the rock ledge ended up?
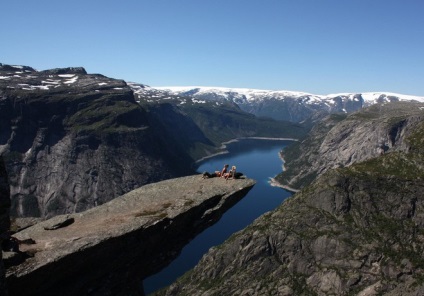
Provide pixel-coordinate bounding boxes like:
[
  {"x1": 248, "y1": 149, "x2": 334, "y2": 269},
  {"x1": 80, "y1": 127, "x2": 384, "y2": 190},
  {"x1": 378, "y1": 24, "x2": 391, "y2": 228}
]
[{"x1": 6, "y1": 174, "x2": 255, "y2": 296}]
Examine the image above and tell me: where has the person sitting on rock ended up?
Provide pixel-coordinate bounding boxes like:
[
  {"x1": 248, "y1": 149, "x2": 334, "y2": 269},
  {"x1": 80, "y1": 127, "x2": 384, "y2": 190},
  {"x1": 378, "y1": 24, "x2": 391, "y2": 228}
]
[
  {"x1": 224, "y1": 166, "x2": 237, "y2": 180},
  {"x1": 0, "y1": 231, "x2": 36, "y2": 253},
  {"x1": 202, "y1": 171, "x2": 217, "y2": 178},
  {"x1": 215, "y1": 164, "x2": 229, "y2": 177},
  {"x1": 1, "y1": 231, "x2": 20, "y2": 253}
]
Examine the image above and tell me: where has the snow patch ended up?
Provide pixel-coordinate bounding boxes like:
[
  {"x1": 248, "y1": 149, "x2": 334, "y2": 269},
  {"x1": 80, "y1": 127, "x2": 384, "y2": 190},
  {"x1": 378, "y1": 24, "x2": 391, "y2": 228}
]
[
  {"x1": 42, "y1": 80, "x2": 61, "y2": 85},
  {"x1": 32, "y1": 85, "x2": 50, "y2": 90},
  {"x1": 63, "y1": 76, "x2": 78, "y2": 84}
]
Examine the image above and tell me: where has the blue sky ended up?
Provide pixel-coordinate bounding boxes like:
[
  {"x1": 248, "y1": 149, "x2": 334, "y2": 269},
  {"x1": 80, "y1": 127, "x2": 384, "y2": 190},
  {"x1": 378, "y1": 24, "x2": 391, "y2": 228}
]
[{"x1": 2, "y1": 0, "x2": 423, "y2": 96}]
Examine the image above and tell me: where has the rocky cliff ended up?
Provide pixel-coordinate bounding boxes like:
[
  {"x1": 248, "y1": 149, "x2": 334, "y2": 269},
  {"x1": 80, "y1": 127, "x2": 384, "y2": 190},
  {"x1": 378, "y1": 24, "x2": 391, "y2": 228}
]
[
  {"x1": 5, "y1": 175, "x2": 255, "y2": 296},
  {"x1": 275, "y1": 102, "x2": 424, "y2": 190},
  {"x1": 156, "y1": 103, "x2": 424, "y2": 295},
  {"x1": 0, "y1": 156, "x2": 11, "y2": 296},
  {"x1": 0, "y1": 64, "x2": 197, "y2": 218}
]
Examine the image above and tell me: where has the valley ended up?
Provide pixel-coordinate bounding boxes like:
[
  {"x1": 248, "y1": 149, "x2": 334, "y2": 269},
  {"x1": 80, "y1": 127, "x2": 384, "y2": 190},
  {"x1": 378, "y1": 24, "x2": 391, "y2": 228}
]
[{"x1": 1, "y1": 63, "x2": 424, "y2": 295}]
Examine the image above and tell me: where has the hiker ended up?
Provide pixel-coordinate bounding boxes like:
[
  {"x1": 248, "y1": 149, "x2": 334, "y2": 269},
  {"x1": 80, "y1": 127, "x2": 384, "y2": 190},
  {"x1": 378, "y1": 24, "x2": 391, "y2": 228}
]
[
  {"x1": 225, "y1": 166, "x2": 237, "y2": 180},
  {"x1": 202, "y1": 171, "x2": 217, "y2": 178},
  {"x1": 1, "y1": 231, "x2": 21, "y2": 252},
  {"x1": 215, "y1": 164, "x2": 229, "y2": 177}
]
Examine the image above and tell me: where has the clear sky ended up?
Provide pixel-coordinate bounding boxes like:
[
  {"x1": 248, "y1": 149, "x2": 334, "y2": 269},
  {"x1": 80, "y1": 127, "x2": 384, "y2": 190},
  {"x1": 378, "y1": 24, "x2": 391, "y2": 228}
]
[{"x1": 1, "y1": 0, "x2": 423, "y2": 96}]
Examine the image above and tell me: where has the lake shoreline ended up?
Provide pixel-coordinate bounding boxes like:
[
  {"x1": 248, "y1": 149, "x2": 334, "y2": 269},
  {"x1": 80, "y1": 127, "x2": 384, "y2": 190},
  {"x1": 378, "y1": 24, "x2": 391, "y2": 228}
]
[
  {"x1": 269, "y1": 178, "x2": 300, "y2": 193},
  {"x1": 269, "y1": 149, "x2": 300, "y2": 193},
  {"x1": 195, "y1": 137, "x2": 299, "y2": 164}
]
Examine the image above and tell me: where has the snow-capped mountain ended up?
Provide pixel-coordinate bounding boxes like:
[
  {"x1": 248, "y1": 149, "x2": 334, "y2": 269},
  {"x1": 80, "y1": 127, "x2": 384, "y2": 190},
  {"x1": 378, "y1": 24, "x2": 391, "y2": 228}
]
[{"x1": 134, "y1": 86, "x2": 424, "y2": 122}]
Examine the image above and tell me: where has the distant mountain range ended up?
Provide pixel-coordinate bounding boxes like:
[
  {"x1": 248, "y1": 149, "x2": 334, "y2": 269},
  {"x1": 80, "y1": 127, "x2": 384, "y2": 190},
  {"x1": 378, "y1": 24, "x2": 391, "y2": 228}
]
[
  {"x1": 2, "y1": 63, "x2": 422, "y2": 123},
  {"x1": 133, "y1": 85, "x2": 424, "y2": 122}
]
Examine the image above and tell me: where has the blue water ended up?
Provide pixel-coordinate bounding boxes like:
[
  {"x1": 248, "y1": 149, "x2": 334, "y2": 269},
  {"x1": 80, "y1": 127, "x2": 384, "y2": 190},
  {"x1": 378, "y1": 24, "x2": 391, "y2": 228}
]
[{"x1": 143, "y1": 139, "x2": 294, "y2": 294}]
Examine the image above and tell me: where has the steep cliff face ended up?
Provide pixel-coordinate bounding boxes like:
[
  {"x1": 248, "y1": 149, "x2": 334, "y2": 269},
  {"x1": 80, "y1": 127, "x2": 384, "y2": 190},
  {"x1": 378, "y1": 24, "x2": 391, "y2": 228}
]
[
  {"x1": 0, "y1": 156, "x2": 11, "y2": 296},
  {"x1": 0, "y1": 65, "x2": 194, "y2": 218},
  {"x1": 0, "y1": 156, "x2": 10, "y2": 234},
  {"x1": 276, "y1": 102, "x2": 424, "y2": 190},
  {"x1": 159, "y1": 109, "x2": 424, "y2": 296}
]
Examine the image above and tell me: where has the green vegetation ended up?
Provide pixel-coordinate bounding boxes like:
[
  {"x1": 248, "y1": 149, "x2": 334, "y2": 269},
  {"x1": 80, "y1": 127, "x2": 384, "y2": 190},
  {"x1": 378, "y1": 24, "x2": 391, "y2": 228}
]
[
  {"x1": 347, "y1": 152, "x2": 424, "y2": 180},
  {"x1": 407, "y1": 121, "x2": 424, "y2": 151},
  {"x1": 182, "y1": 102, "x2": 306, "y2": 145},
  {"x1": 66, "y1": 98, "x2": 142, "y2": 134}
]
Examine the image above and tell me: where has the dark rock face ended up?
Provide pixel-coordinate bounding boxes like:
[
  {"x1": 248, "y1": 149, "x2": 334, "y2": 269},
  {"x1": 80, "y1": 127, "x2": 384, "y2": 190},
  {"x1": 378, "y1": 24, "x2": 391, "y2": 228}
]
[
  {"x1": 0, "y1": 156, "x2": 10, "y2": 233},
  {"x1": 0, "y1": 156, "x2": 11, "y2": 296},
  {"x1": 6, "y1": 175, "x2": 255, "y2": 296},
  {"x1": 0, "y1": 64, "x2": 195, "y2": 218}
]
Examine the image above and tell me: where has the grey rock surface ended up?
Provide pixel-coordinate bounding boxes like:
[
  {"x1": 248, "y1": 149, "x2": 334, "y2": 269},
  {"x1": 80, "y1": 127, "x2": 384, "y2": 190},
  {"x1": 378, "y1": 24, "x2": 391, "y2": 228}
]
[
  {"x1": 276, "y1": 102, "x2": 424, "y2": 190},
  {"x1": 5, "y1": 174, "x2": 255, "y2": 296}
]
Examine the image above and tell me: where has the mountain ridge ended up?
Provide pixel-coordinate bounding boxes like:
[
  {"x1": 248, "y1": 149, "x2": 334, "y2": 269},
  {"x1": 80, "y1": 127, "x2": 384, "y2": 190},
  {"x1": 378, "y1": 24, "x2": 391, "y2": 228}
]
[
  {"x1": 137, "y1": 85, "x2": 424, "y2": 122},
  {"x1": 154, "y1": 85, "x2": 424, "y2": 103}
]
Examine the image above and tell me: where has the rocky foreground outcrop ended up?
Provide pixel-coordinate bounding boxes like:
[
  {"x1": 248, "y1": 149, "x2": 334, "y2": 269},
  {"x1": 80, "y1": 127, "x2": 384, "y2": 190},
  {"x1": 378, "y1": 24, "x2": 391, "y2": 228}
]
[{"x1": 5, "y1": 175, "x2": 255, "y2": 296}]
